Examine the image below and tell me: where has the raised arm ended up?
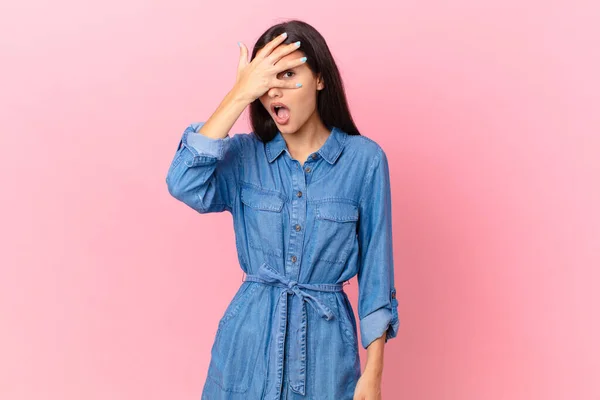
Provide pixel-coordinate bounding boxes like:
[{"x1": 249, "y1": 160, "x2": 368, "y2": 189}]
[
  {"x1": 165, "y1": 87, "x2": 251, "y2": 214},
  {"x1": 166, "y1": 31, "x2": 307, "y2": 213}
]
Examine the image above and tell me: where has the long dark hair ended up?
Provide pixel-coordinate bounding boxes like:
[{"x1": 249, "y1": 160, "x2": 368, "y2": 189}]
[{"x1": 248, "y1": 19, "x2": 361, "y2": 141}]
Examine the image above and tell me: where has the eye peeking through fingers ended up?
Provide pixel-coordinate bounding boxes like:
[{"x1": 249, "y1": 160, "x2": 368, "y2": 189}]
[{"x1": 279, "y1": 71, "x2": 295, "y2": 79}]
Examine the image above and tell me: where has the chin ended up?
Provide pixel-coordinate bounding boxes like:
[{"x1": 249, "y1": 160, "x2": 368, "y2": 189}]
[{"x1": 276, "y1": 122, "x2": 295, "y2": 133}]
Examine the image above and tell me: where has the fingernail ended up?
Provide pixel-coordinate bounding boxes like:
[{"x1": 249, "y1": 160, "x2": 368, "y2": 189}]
[
  {"x1": 300, "y1": 57, "x2": 307, "y2": 63},
  {"x1": 294, "y1": 41, "x2": 301, "y2": 47},
  {"x1": 296, "y1": 83, "x2": 302, "y2": 88},
  {"x1": 282, "y1": 32, "x2": 288, "y2": 38},
  {"x1": 237, "y1": 42, "x2": 241, "y2": 47}
]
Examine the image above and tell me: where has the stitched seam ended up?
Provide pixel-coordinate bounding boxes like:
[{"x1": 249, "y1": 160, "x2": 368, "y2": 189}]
[
  {"x1": 358, "y1": 146, "x2": 383, "y2": 208},
  {"x1": 232, "y1": 134, "x2": 244, "y2": 210}
]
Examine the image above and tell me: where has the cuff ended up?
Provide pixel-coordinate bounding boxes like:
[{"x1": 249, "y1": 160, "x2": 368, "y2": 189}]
[
  {"x1": 360, "y1": 297, "x2": 400, "y2": 349},
  {"x1": 181, "y1": 121, "x2": 230, "y2": 160}
]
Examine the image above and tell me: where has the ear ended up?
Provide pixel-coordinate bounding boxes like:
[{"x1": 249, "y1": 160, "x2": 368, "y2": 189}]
[{"x1": 316, "y1": 73, "x2": 325, "y2": 91}]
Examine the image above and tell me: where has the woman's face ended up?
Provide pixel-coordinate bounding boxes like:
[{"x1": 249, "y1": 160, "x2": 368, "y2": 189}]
[{"x1": 259, "y1": 50, "x2": 325, "y2": 134}]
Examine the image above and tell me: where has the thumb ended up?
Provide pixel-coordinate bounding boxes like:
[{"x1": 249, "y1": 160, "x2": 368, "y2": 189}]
[{"x1": 237, "y1": 42, "x2": 248, "y2": 71}]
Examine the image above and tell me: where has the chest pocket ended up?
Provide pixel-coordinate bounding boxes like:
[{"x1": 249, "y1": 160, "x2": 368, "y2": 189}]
[
  {"x1": 310, "y1": 199, "x2": 359, "y2": 264},
  {"x1": 240, "y1": 183, "x2": 286, "y2": 257}
]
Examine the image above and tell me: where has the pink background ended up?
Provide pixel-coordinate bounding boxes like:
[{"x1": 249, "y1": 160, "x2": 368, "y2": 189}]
[{"x1": 1, "y1": 1, "x2": 599, "y2": 399}]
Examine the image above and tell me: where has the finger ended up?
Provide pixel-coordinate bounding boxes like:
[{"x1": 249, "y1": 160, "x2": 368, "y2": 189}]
[
  {"x1": 237, "y1": 42, "x2": 248, "y2": 72},
  {"x1": 273, "y1": 55, "x2": 307, "y2": 74},
  {"x1": 267, "y1": 40, "x2": 302, "y2": 65},
  {"x1": 271, "y1": 79, "x2": 303, "y2": 90},
  {"x1": 256, "y1": 31, "x2": 288, "y2": 60}
]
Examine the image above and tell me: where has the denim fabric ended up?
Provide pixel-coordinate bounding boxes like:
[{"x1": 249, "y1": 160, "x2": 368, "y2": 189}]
[{"x1": 166, "y1": 122, "x2": 400, "y2": 399}]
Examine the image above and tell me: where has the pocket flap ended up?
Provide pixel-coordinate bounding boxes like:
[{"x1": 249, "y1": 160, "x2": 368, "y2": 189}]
[
  {"x1": 241, "y1": 184, "x2": 285, "y2": 212},
  {"x1": 316, "y1": 201, "x2": 359, "y2": 222}
]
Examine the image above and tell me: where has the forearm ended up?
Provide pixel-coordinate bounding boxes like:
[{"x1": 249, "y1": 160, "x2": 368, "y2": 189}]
[
  {"x1": 198, "y1": 85, "x2": 252, "y2": 140},
  {"x1": 364, "y1": 332, "x2": 385, "y2": 378}
]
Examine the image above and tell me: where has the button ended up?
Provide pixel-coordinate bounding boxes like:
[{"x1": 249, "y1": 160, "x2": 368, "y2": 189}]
[
  {"x1": 295, "y1": 224, "x2": 301, "y2": 231},
  {"x1": 296, "y1": 191, "x2": 303, "y2": 197},
  {"x1": 291, "y1": 255, "x2": 297, "y2": 263},
  {"x1": 391, "y1": 290, "x2": 396, "y2": 299},
  {"x1": 311, "y1": 153, "x2": 317, "y2": 159},
  {"x1": 305, "y1": 167, "x2": 311, "y2": 173}
]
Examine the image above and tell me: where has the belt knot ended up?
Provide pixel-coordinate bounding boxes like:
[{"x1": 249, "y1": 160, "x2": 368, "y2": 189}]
[
  {"x1": 242, "y1": 262, "x2": 346, "y2": 397},
  {"x1": 287, "y1": 280, "x2": 300, "y2": 295}
]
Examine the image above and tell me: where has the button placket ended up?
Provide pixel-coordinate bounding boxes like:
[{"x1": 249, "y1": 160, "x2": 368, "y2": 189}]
[{"x1": 287, "y1": 160, "x2": 307, "y2": 279}]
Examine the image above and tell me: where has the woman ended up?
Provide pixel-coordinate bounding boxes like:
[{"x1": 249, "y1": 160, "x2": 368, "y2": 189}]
[{"x1": 166, "y1": 19, "x2": 399, "y2": 400}]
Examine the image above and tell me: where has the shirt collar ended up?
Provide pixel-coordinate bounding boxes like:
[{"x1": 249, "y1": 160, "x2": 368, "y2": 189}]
[{"x1": 266, "y1": 126, "x2": 346, "y2": 165}]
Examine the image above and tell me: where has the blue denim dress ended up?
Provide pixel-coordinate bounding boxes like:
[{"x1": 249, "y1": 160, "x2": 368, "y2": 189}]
[{"x1": 166, "y1": 122, "x2": 400, "y2": 399}]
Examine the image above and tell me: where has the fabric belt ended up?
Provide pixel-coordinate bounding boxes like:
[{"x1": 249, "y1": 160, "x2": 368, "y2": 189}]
[{"x1": 243, "y1": 262, "x2": 344, "y2": 397}]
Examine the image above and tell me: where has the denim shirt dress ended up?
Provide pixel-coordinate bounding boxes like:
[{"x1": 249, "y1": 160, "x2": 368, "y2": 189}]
[{"x1": 166, "y1": 122, "x2": 400, "y2": 400}]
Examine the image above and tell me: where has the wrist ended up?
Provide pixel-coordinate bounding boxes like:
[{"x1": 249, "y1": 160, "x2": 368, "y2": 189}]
[
  {"x1": 362, "y1": 367, "x2": 383, "y2": 382},
  {"x1": 364, "y1": 357, "x2": 383, "y2": 379},
  {"x1": 230, "y1": 85, "x2": 254, "y2": 106}
]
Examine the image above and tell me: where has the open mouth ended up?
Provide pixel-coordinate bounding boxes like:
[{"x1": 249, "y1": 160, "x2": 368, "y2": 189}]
[{"x1": 271, "y1": 103, "x2": 290, "y2": 124}]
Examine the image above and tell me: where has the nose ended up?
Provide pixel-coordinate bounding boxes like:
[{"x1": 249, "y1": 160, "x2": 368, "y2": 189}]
[{"x1": 267, "y1": 86, "x2": 283, "y2": 98}]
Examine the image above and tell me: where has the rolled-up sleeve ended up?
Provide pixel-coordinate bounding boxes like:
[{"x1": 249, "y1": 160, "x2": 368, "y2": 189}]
[
  {"x1": 166, "y1": 121, "x2": 246, "y2": 214},
  {"x1": 357, "y1": 147, "x2": 400, "y2": 349}
]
